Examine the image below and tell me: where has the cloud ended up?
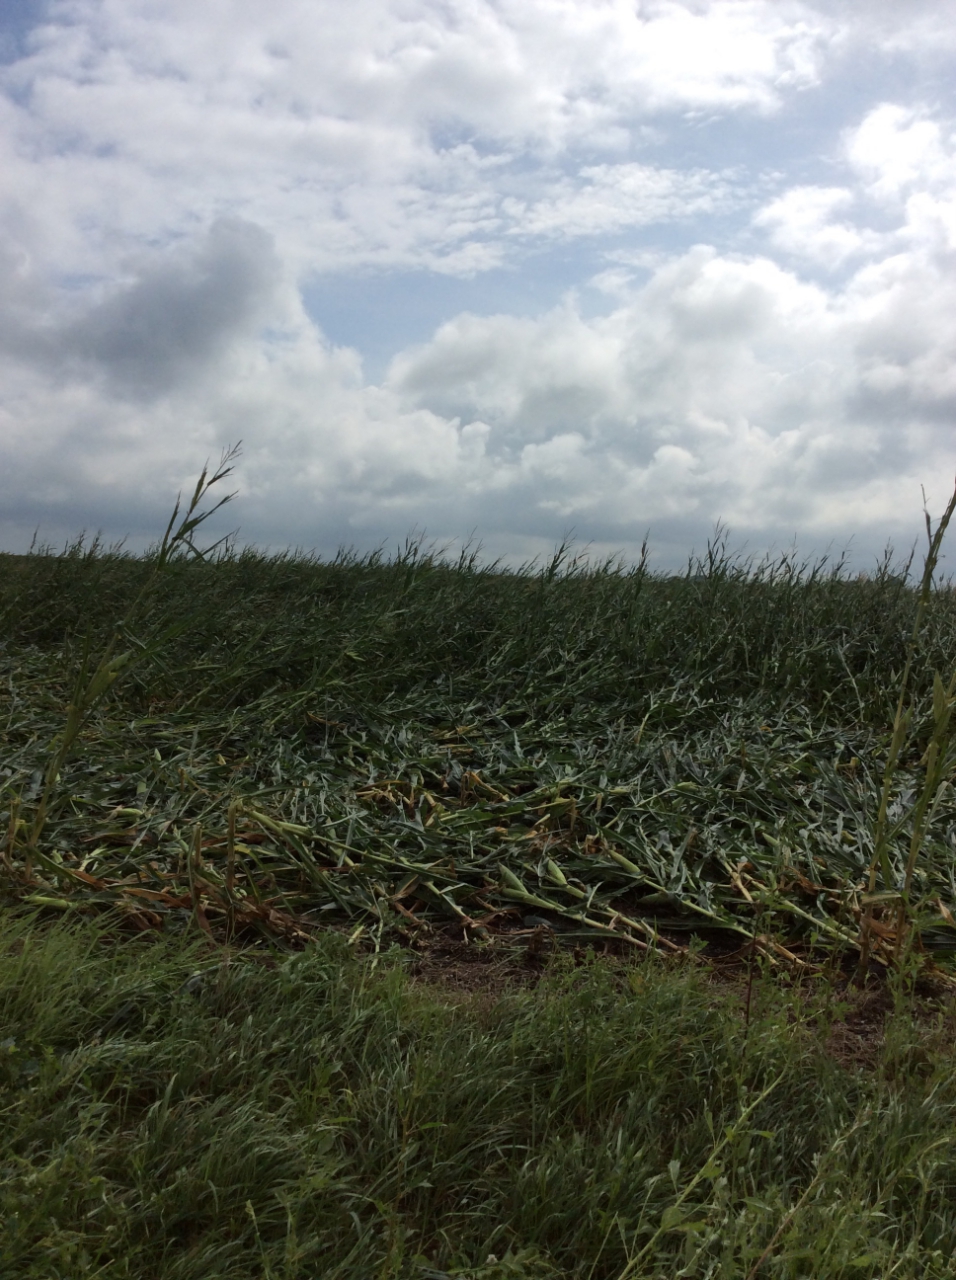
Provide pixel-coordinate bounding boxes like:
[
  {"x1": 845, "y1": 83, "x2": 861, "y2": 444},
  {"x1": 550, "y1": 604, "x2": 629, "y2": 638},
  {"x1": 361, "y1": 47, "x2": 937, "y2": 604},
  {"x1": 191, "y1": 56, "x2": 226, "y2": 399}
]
[
  {"x1": 752, "y1": 186, "x2": 869, "y2": 266},
  {"x1": 0, "y1": 216, "x2": 280, "y2": 412},
  {"x1": 847, "y1": 104, "x2": 956, "y2": 203},
  {"x1": 0, "y1": 0, "x2": 833, "y2": 284},
  {"x1": 503, "y1": 162, "x2": 732, "y2": 240},
  {"x1": 750, "y1": 104, "x2": 956, "y2": 277},
  {"x1": 2, "y1": 4, "x2": 956, "y2": 566},
  {"x1": 385, "y1": 235, "x2": 956, "y2": 544},
  {"x1": 831, "y1": 0, "x2": 956, "y2": 56},
  {"x1": 60, "y1": 219, "x2": 280, "y2": 398},
  {"x1": 4, "y1": 194, "x2": 954, "y2": 567}
]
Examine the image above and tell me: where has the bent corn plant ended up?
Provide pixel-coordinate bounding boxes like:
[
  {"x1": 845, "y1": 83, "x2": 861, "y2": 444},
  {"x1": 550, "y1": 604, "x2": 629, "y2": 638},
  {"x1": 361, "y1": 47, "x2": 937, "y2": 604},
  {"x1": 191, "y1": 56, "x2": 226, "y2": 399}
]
[{"x1": 2, "y1": 461, "x2": 956, "y2": 978}]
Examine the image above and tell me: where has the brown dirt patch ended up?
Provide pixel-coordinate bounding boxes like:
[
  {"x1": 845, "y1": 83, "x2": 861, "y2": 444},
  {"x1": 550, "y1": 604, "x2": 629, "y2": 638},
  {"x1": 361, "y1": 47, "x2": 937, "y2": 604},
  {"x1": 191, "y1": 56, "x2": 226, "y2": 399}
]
[{"x1": 402, "y1": 923, "x2": 564, "y2": 999}]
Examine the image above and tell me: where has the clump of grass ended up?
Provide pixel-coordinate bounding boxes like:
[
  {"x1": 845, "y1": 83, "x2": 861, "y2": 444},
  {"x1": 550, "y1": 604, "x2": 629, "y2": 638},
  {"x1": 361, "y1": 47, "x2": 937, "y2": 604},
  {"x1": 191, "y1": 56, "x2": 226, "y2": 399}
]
[{"x1": 2, "y1": 914, "x2": 956, "y2": 1279}]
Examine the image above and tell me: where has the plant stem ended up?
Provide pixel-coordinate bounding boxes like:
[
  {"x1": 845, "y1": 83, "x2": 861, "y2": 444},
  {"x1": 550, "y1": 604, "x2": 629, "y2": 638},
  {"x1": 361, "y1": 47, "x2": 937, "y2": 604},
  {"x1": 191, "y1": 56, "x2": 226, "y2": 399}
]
[{"x1": 858, "y1": 477, "x2": 956, "y2": 977}]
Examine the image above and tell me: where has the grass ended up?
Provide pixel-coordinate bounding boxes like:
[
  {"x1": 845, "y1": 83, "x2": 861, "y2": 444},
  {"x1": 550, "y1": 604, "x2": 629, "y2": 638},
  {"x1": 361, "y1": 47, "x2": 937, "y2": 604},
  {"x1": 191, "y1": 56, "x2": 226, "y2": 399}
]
[
  {"x1": 3, "y1": 913, "x2": 956, "y2": 1279},
  {"x1": 3, "y1": 463, "x2": 956, "y2": 1275}
]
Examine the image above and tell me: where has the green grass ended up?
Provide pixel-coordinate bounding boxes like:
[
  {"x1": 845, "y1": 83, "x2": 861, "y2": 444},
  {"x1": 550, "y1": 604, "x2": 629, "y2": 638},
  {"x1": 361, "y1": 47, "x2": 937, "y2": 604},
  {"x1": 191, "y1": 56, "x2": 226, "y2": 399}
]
[{"x1": 3, "y1": 913, "x2": 956, "y2": 1279}]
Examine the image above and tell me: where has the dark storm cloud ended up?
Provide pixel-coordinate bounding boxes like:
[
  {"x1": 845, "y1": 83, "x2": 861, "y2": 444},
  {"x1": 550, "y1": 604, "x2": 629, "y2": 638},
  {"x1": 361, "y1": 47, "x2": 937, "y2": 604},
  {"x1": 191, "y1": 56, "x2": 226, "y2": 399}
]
[
  {"x1": 0, "y1": 219, "x2": 279, "y2": 391},
  {"x1": 63, "y1": 219, "x2": 279, "y2": 399}
]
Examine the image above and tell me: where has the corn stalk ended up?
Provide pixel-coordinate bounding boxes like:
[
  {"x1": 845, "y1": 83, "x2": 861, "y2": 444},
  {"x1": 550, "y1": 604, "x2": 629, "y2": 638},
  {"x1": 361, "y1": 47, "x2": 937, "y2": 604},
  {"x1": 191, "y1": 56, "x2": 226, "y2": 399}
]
[
  {"x1": 858, "y1": 476, "x2": 956, "y2": 976},
  {"x1": 19, "y1": 445, "x2": 240, "y2": 872}
]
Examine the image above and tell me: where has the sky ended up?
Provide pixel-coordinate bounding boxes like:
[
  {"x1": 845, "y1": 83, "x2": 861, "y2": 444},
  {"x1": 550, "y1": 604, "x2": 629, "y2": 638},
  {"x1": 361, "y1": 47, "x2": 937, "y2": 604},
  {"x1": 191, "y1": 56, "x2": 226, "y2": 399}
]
[{"x1": 2, "y1": 0, "x2": 956, "y2": 571}]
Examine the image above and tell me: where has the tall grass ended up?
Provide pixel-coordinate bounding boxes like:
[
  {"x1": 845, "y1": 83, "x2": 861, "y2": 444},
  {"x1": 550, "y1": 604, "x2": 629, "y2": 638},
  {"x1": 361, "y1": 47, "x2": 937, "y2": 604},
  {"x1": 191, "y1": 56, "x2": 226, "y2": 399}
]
[{"x1": 2, "y1": 466, "x2": 956, "y2": 969}]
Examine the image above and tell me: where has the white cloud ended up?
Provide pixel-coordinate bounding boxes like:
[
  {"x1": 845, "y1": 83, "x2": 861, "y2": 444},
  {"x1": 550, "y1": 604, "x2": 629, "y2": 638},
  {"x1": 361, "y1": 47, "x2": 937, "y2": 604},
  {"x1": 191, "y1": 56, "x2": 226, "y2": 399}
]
[
  {"x1": 752, "y1": 186, "x2": 870, "y2": 266},
  {"x1": 834, "y1": 0, "x2": 956, "y2": 57},
  {"x1": 0, "y1": 0, "x2": 832, "y2": 286},
  {"x1": 385, "y1": 237, "x2": 956, "y2": 541},
  {"x1": 503, "y1": 162, "x2": 731, "y2": 239},
  {"x1": 2, "y1": 4, "x2": 956, "y2": 565},
  {"x1": 847, "y1": 104, "x2": 956, "y2": 202},
  {"x1": 4, "y1": 205, "x2": 954, "y2": 564},
  {"x1": 751, "y1": 106, "x2": 956, "y2": 275}
]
